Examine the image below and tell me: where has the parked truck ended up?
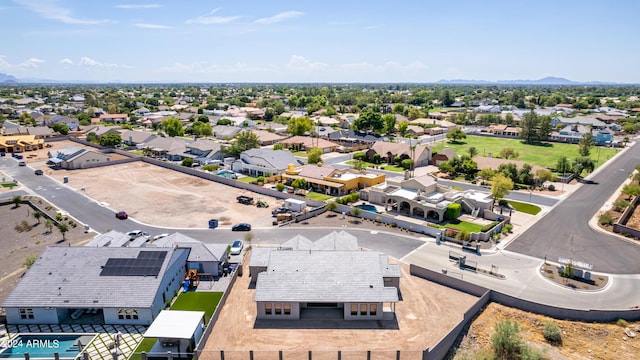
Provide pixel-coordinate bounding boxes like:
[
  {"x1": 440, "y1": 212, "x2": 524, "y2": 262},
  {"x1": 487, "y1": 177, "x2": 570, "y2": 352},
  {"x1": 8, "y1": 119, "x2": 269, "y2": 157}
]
[{"x1": 237, "y1": 195, "x2": 254, "y2": 205}]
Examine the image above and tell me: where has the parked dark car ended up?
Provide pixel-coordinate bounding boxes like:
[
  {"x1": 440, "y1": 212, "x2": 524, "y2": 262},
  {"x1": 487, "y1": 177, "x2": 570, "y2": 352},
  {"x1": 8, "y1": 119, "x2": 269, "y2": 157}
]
[
  {"x1": 34, "y1": 169, "x2": 43, "y2": 175},
  {"x1": 18, "y1": 161, "x2": 26, "y2": 166},
  {"x1": 271, "y1": 207, "x2": 292, "y2": 216},
  {"x1": 231, "y1": 223, "x2": 251, "y2": 231},
  {"x1": 115, "y1": 211, "x2": 128, "y2": 220}
]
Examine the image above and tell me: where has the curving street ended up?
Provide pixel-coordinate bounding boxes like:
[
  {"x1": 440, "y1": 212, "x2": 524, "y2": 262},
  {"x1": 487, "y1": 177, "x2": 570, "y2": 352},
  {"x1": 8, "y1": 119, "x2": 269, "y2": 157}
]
[{"x1": 506, "y1": 140, "x2": 640, "y2": 273}]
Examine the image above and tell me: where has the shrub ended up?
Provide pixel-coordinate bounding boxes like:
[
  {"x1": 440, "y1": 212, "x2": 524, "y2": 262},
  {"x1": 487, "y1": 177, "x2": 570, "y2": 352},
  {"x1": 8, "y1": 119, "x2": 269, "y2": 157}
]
[
  {"x1": 613, "y1": 199, "x2": 630, "y2": 212},
  {"x1": 503, "y1": 223, "x2": 513, "y2": 233},
  {"x1": 256, "y1": 176, "x2": 265, "y2": 184},
  {"x1": 617, "y1": 319, "x2": 629, "y2": 327},
  {"x1": 202, "y1": 164, "x2": 219, "y2": 171},
  {"x1": 491, "y1": 320, "x2": 523, "y2": 360},
  {"x1": 337, "y1": 192, "x2": 360, "y2": 205},
  {"x1": 24, "y1": 254, "x2": 39, "y2": 268},
  {"x1": 276, "y1": 183, "x2": 285, "y2": 192},
  {"x1": 543, "y1": 322, "x2": 562, "y2": 345},
  {"x1": 599, "y1": 212, "x2": 614, "y2": 226},
  {"x1": 353, "y1": 152, "x2": 366, "y2": 161},
  {"x1": 498, "y1": 199, "x2": 509, "y2": 207},
  {"x1": 181, "y1": 158, "x2": 194, "y2": 167},
  {"x1": 373, "y1": 153, "x2": 382, "y2": 164},
  {"x1": 548, "y1": 184, "x2": 556, "y2": 191},
  {"x1": 350, "y1": 207, "x2": 362, "y2": 217},
  {"x1": 444, "y1": 203, "x2": 462, "y2": 220},
  {"x1": 374, "y1": 215, "x2": 382, "y2": 223},
  {"x1": 444, "y1": 228, "x2": 458, "y2": 238},
  {"x1": 56, "y1": 212, "x2": 63, "y2": 221},
  {"x1": 400, "y1": 159, "x2": 414, "y2": 169},
  {"x1": 480, "y1": 221, "x2": 499, "y2": 232}
]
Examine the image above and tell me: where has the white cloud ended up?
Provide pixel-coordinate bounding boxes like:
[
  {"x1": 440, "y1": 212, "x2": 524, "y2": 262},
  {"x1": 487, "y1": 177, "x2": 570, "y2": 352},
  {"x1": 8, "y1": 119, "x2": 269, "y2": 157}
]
[
  {"x1": 0, "y1": 55, "x2": 44, "y2": 70},
  {"x1": 255, "y1": 11, "x2": 303, "y2": 25},
  {"x1": 12, "y1": 0, "x2": 112, "y2": 25},
  {"x1": 160, "y1": 61, "x2": 273, "y2": 75},
  {"x1": 19, "y1": 57, "x2": 44, "y2": 68},
  {"x1": 80, "y1": 57, "x2": 132, "y2": 69},
  {"x1": 186, "y1": 8, "x2": 241, "y2": 25},
  {"x1": 285, "y1": 55, "x2": 328, "y2": 72},
  {"x1": 135, "y1": 23, "x2": 172, "y2": 29},
  {"x1": 116, "y1": 4, "x2": 162, "y2": 9},
  {"x1": 59, "y1": 58, "x2": 74, "y2": 65}
]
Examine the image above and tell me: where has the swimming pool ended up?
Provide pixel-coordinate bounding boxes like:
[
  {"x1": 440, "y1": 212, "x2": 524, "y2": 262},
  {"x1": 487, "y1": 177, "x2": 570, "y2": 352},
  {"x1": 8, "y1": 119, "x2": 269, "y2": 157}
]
[
  {"x1": 0, "y1": 334, "x2": 96, "y2": 359},
  {"x1": 355, "y1": 204, "x2": 379, "y2": 213},
  {"x1": 215, "y1": 171, "x2": 237, "y2": 179}
]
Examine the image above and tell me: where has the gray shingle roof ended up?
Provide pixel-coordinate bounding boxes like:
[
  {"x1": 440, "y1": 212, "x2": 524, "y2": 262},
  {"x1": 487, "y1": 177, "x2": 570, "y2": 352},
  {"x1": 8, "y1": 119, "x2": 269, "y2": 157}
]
[
  {"x1": 3, "y1": 246, "x2": 187, "y2": 309},
  {"x1": 254, "y1": 250, "x2": 398, "y2": 303},
  {"x1": 242, "y1": 149, "x2": 298, "y2": 170}
]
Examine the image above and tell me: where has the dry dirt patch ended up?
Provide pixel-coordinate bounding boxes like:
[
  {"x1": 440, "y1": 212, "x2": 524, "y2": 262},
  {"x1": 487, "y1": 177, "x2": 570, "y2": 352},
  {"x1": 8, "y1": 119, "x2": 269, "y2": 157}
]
[
  {"x1": 204, "y1": 253, "x2": 478, "y2": 354},
  {"x1": 45, "y1": 162, "x2": 280, "y2": 228},
  {"x1": 452, "y1": 302, "x2": 640, "y2": 360}
]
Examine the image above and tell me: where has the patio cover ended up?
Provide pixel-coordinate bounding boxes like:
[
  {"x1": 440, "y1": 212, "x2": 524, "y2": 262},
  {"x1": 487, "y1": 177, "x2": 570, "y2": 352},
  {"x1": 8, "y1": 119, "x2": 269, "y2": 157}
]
[{"x1": 143, "y1": 310, "x2": 205, "y2": 339}]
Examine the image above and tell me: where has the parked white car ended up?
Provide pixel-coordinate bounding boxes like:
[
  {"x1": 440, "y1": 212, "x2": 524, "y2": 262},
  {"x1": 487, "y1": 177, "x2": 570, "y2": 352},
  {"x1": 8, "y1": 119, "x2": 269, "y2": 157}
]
[{"x1": 230, "y1": 240, "x2": 244, "y2": 255}]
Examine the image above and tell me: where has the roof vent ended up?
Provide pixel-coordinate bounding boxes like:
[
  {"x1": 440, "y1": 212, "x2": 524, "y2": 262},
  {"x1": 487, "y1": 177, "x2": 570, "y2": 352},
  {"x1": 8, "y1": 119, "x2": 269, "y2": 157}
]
[{"x1": 369, "y1": 285, "x2": 373, "y2": 288}]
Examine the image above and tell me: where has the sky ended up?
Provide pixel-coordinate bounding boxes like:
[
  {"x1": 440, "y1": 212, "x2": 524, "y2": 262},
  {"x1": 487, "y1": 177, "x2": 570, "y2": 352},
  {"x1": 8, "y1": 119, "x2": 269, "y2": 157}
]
[{"x1": 1, "y1": 0, "x2": 639, "y2": 83}]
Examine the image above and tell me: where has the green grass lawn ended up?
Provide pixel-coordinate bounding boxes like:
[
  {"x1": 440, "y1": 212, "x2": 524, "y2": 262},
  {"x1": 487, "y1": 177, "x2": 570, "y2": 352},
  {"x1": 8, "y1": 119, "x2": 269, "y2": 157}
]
[
  {"x1": 306, "y1": 191, "x2": 334, "y2": 201},
  {"x1": 1, "y1": 182, "x2": 18, "y2": 188},
  {"x1": 431, "y1": 220, "x2": 484, "y2": 233},
  {"x1": 346, "y1": 160, "x2": 405, "y2": 172},
  {"x1": 507, "y1": 200, "x2": 542, "y2": 215},
  {"x1": 237, "y1": 176, "x2": 257, "y2": 184},
  {"x1": 129, "y1": 338, "x2": 157, "y2": 360},
  {"x1": 292, "y1": 151, "x2": 308, "y2": 157},
  {"x1": 170, "y1": 291, "x2": 223, "y2": 323},
  {"x1": 432, "y1": 135, "x2": 618, "y2": 169}
]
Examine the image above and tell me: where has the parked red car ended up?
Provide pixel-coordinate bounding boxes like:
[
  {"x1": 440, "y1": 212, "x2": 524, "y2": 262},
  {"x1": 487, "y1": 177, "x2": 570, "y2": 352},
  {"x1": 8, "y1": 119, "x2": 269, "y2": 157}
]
[{"x1": 115, "y1": 211, "x2": 128, "y2": 220}]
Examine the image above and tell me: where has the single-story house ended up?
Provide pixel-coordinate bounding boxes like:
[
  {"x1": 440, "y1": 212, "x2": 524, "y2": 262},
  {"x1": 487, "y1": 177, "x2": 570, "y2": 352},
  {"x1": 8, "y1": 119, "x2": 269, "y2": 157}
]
[
  {"x1": 551, "y1": 116, "x2": 607, "y2": 130},
  {"x1": 279, "y1": 136, "x2": 339, "y2": 153},
  {"x1": 144, "y1": 137, "x2": 192, "y2": 161},
  {"x1": 152, "y1": 233, "x2": 228, "y2": 278},
  {"x1": 119, "y1": 129, "x2": 157, "y2": 146},
  {"x1": 250, "y1": 129, "x2": 287, "y2": 146},
  {"x1": 0, "y1": 134, "x2": 44, "y2": 153},
  {"x1": 366, "y1": 141, "x2": 431, "y2": 167},
  {"x1": 211, "y1": 125, "x2": 242, "y2": 140},
  {"x1": 2, "y1": 246, "x2": 189, "y2": 325},
  {"x1": 405, "y1": 125, "x2": 425, "y2": 136},
  {"x1": 431, "y1": 148, "x2": 457, "y2": 166},
  {"x1": 251, "y1": 231, "x2": 400, "y2": 321},
  {"x1": 47, "y1": 145, "x2": 111, "y2": 169},
  {"x1": 283, "y1": 164, "x2": 385, "y2": 196},
  {"x1": 233, "y1": 148, "x2": 302, "y2": 177},
  {"x1": 99, "y1": 114, "x2": 130, "y2": 124},
  {"x1": 185, "y1": 139, "x2": 224, "y2": 163}
]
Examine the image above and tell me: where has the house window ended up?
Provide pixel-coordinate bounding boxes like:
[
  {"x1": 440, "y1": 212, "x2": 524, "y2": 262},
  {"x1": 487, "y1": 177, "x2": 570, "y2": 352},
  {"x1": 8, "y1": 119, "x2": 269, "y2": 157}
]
[
  {"x1": 351, "y1": 304, "x2": 358, "y2": 316},
  {"x1": 19, "y1": 308, "x2": 34, "y2": 319},
  {"x1": 370, "y1": 304, "x2": 377, "y2": 316},
  {"x1": 275, "y1": 303, "x2": 282, "y2": 315},
  {"x1": 265, "y1": 303, "x2": 272, "y2": 315},
  {"x1": 283, "y1": 303, "x2": 291, "y2": 315},
  {"x1": 360, "y1": 304, "x2": 368, "y2": 316},
  {"x1": 117, "y1": 308, "x2": 139, "y2": 320}
]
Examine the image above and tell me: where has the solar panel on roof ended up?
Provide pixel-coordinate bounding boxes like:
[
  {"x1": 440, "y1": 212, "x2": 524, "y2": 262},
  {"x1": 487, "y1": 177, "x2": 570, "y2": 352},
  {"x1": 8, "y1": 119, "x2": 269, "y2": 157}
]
[{"x1": 100, "y1": 250, "x2": 167, "y2": 277}]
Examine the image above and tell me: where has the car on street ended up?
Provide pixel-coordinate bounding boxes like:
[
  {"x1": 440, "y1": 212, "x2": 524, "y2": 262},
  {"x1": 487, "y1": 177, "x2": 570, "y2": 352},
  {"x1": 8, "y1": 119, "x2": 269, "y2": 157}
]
[
  {"x1": 231, "y1": 223, "x2": 251, "y2": 231},
  {"x1": 115, "y1": 211, "x2": 128, "y2": 220},
  {"x1": 18, "y1": 161, "x2": 26, "y2": 166},
  {"x1": 230, "y1": 239, "x2": 244, "y2": 255},
  {"x1": 34, "y1": 169, "x2": 43, "y2": 175}
]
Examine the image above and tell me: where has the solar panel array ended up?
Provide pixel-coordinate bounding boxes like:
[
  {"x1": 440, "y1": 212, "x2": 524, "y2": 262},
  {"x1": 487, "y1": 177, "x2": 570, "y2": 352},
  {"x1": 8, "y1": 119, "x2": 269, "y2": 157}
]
[{"x1": 100, "y1": 251, "x2": 167, "y2": 277}]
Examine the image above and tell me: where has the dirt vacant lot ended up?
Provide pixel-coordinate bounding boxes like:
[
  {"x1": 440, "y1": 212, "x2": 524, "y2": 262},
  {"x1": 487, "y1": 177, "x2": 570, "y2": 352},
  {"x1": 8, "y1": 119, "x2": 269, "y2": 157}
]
[
  {"x1": 44, "y1": 161, "x2": 281, "y2": 229},
  {"x1": 202, "y1": 253, "x2": 478, "y2": 358}
]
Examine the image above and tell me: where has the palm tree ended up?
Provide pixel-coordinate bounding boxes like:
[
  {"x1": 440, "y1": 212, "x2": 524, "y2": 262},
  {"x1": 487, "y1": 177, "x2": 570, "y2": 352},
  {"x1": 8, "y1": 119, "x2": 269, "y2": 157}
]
[
  {"x1": 58, "y1": 223, "x2": 69, "y2": 241},
  {"x1": 33, "y1": 211, "x2": 43, "y2": 225},
  {"x1": 45, "y1": 219, "x2": 54, "y2": 234},
  {"x1": 12, "y1": 195, "x2": 21, "y2": 208}
]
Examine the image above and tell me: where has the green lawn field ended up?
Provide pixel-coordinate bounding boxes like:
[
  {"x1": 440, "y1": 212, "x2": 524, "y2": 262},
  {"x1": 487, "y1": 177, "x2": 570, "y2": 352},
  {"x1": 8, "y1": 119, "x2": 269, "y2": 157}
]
[
  {"x1": 171, "y1": 291, "x2": 223, "y2": 323},
  {"x1": 432, "y1": 135, "x2": 618, "y2": 169}
]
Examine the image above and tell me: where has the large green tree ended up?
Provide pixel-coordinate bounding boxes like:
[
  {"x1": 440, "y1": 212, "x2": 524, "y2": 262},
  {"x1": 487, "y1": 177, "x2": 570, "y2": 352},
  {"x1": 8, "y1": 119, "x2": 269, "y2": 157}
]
[
  {"x1": 99, "y1": 132, "x2": 122, "y2": 147},
  {"x1": 382, "y1": 114, "x2": 396, "y2": 134},
  {"x1": 224, "y1": 131, "x2": 260, "y2": 157},
  {"x1": 352, "y1": 110, "x2": 383, "y2": 133},
  {"x1": 491, "y1": 174, "x2": 514, "y2": 204},
  {"x1": 287, "y1": 117, "x2": 313, "y2": 136},
  {"x1": 446, "y1": 127, "x2": 467, "y2": 143},
  {"x1": 162, "y1": 117, "x2": 184, "y2": 137},
  {"x1": 578, "y1": 133, "x2": 595, "y2": 156},
  {"x1": 191, "y1": 121, "x2": 212, "y2": 137},
  {"x1": 307, "y1": 147, "x2": 323, "y2": 164}
]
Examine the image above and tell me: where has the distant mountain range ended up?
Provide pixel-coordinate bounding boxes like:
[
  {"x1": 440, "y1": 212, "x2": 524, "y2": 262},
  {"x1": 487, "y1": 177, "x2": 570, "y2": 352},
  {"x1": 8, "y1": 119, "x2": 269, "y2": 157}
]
[
  {"x1": 436, "y1": 76, "x2": 618, "y2": 85},
  {"x1": 0, "y1": 72, "x2": 623, "y2": 85}
]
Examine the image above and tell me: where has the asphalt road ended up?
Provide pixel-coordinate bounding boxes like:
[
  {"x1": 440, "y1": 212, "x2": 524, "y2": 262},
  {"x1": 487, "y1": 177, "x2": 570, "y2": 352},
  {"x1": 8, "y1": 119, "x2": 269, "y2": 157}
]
[{"x1": 506, "y1": 141, "x2": 640, "y2": 274}]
